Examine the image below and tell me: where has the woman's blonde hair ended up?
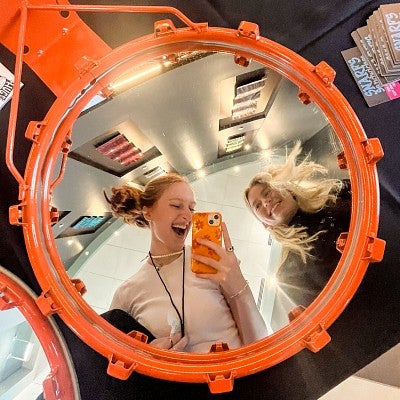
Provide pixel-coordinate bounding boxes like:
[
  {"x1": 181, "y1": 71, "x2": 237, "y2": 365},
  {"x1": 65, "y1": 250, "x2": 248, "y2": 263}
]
[
  {"x1": 104, "y1": 173, "x2": 188, "y2": 228},
  {"x1": 244, "y1": 141, "x2": 343, "y2": 262}
]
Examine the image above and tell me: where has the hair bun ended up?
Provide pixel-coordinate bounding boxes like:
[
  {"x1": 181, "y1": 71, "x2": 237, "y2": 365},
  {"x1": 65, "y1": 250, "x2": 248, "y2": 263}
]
[{"x1": 104, "y1": 185, "x2": 147, "y2": 227}]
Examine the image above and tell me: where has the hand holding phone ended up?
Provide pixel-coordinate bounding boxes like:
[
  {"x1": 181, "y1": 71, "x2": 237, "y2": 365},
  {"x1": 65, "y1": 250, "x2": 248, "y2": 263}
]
[{"x1": 191, "y1": 212, "x2": 222, "y2": 274}]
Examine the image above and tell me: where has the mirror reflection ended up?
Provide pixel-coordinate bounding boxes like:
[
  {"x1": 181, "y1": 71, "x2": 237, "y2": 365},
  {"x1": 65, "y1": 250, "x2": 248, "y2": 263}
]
[
  {"x1": 0, "y1": 308, "x2": 50, "y2": 400},
  {"x1": 104, "y1": 174, "x2": 268, "y2": 352},
  {"x1": 50, "y1": 51, "x2": 350, "y2": 350}
]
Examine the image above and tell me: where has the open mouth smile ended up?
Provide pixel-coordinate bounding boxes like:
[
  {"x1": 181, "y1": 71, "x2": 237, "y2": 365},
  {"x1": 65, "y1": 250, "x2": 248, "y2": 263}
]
[{"x1": 172, "y1": 223, "x2": 189, "y2": 237}]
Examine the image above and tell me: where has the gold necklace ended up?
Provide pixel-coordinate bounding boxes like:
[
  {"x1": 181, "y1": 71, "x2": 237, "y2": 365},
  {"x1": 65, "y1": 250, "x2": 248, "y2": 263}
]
[{"x1": 149, "y1": 250, "x2": 184, "y2": 259}]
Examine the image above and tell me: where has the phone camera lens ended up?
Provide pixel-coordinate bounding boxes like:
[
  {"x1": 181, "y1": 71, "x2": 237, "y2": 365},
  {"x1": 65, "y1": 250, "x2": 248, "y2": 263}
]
[
  {"x1": 214, "y1": 214, "x2": 219, "y2": 220},
  {"x1": 209, "y1": 219, "x2": 214, "y2": 224}
]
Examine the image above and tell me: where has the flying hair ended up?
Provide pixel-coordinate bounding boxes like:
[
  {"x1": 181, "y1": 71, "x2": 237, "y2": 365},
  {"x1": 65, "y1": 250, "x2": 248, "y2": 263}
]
[{"x1": 244, "y1": 141, "x2": 343, "y2": 263}]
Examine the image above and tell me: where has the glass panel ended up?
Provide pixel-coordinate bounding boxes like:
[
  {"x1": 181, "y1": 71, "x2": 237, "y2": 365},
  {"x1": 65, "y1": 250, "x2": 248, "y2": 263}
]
[{"x1": 0, "y1": 308, "x2": 49, "y2": 400}]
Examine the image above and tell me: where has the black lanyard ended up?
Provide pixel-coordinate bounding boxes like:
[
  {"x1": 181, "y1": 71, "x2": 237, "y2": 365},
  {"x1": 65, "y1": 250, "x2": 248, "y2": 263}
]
[{"x1": 148, "y1": 247, "x2": 185, "y2": 336}]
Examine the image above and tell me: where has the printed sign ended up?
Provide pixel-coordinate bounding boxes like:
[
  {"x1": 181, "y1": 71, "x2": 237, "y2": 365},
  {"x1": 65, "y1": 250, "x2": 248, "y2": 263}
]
[
  {"x1": 344, "y1": 3, "x2": 400, "y2": 107},
  {"x1": 0, "y1": 62, "x2": 23, "y2": 111},
  {"x1": 342, "y1": 47, "x2": 395, "y2": 107}
]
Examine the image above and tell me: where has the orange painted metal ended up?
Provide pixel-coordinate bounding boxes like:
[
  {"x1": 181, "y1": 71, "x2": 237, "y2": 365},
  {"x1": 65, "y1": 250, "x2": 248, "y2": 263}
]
[
  {"x1": 0, "y1": 0, "x2": 112, "y2": 97},
  {"x1": 0, "y1": 267, "x2": 79, "y2": 399},
  {"x1": 302, "y1": 325, "x2": 331, "y2": 353},
  {"x1": 2, "y1": 1, "x2": 385, "y2": 394}
]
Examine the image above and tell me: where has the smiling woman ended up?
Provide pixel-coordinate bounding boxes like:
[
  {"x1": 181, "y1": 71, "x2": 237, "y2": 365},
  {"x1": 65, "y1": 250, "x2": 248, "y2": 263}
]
[
  {"x1": 246, "y1": 181, "x2": 300, "y2": 227},
  {"x1": 244, "y1": 142, "x2": 352, "y2": 316},
  {"x1": 104, "y1": 173, "x2": 268, "y2": 352},
  {"x1": 244, "y1": 141, "x2": 347, "y2": 264}
]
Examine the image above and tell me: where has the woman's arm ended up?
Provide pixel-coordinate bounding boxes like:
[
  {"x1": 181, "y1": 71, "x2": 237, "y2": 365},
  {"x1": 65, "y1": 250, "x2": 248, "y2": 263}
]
[
  {"x1": 192, "y1": 223, "x2": 268, "y2": 345},
  {"x1": 221, "y1": 279, "x2": 269, "y2": 344}
]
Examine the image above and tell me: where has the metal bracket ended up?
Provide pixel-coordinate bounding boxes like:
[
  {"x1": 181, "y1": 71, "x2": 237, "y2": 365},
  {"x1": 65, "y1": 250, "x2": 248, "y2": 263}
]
[
  {"x1": 154, "y1": 19, "x2": 178, "y2": 36},
  {"x1": 298, "y1": 89, "x2": 312, "y2": 105},
  {"x1": 107, "y1": 354, "x2": 137, "y2": 380},
  {"x1": 288, "y1": 305, "x2": 306, "y2": 322},
  {"x1": 302, "y1": 324, "x2": 331, "y2": 352},
  {"x1": 209, "y1": 342, "x2": 230, "y2": 353},
  {"x1": 127, "y1": 330, "x2": 149, "y2": 344},
  {"x1": 314, "y1": 61, "x2": 336, "y2": 86},
  {"x1": 70, "y1": 278, "x2": 87, "y2": 296},
  {"x1": 9, "y1": 203, "x2": 26, "y2": 226},
  {"x1": 234, "y1": 23, "x2": 259, "y2": 66},
  {"x1": 237, "y1": 21, "x2": 260, "y2": 40},
  {"x1": 207, "y1": 371, "x2": 235, "y2": 394},
  {"x1": 25, "y1": 120, "x2": 46, "y2": 143},
  {"x1": 36, "y1": 289, "x2": 62, "y2": 316},
  {"x1": 336, "y1": 232, "x2": 349, "y2": 253},
  {"x1": 363, "y1": 234, "x2": 386, "y2": 262},
  {"x1": 336, "y1": 230, "x2": 385, "y2": 262},
  {"x1": 234, "y1": 53, "x2": 251, "y2": 67},
  {"x1": 337, "y1": 151, "x2": 348, "y2": 170},
  {"x1": 154, "y1": 18, "x2": 208, "y2": 37},
  {"x1": 361, "y1": 138, "x2": 384, "y2": 164},
  {"x1": 49, "y1": 206, "x2": 59, "y2": 225},
  {"x1": 0, "y1": 285, "x2": 15, "y2": 311},
  {"x1": 61, "y1": 137, "x2": 72, "y2": 154}
]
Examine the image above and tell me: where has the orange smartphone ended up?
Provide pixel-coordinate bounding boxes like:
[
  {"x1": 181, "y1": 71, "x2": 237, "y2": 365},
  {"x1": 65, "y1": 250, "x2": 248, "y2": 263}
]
[{"x1": 191, "y1": 212, "x2": 222, "y2": 274}]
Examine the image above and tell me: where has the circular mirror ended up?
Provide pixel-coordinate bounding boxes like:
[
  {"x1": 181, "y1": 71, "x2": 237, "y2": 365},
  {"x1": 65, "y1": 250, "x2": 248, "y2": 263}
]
[
  {"x1": 55, "y1": 51, "x2": 350, "y2": 338},
  {"x1": 7, "y1": 7, "x2": 384, "y2": 393}
]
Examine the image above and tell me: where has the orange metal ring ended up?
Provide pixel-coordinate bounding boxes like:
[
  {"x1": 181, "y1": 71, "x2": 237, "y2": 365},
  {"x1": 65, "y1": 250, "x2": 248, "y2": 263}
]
[
  {"x1": 4, "y1": 2, "x2": 385, "y2": 394},
  {"x1": 0, "y1": 266, "x2": 80, "y2": 400}
]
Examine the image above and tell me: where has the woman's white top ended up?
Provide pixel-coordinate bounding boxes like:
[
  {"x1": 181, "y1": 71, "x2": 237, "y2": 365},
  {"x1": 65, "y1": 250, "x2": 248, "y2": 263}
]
[{"x1": 110, "y1": 246, "x2": 242, "y2": 353}]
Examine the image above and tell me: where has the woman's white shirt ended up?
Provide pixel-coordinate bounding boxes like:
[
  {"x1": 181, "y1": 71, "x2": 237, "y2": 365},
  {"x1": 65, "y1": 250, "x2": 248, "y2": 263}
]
[{"x1": 110, "y1": 246, "x2": 242, "y2": 353}]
